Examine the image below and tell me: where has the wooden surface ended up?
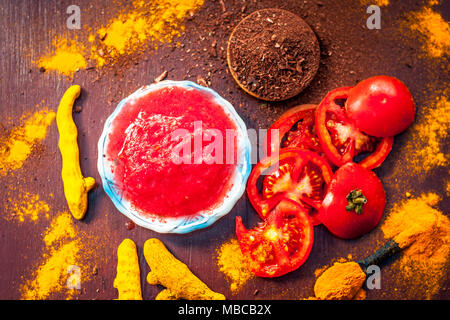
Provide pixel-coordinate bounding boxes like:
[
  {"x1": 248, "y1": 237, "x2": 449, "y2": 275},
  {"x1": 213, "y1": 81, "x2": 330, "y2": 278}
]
[{"x1": 0, "y1": 0, "x2": 449, "y2": 300}]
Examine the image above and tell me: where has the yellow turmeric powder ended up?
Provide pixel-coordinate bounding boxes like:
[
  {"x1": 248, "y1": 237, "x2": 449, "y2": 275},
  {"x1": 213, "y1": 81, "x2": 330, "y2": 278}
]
[
  {"x1": 6, "y1": 191, "x2": 50, "y2": 223},
  {"x1": 381, "y1": 193, "x2": 450, "y2": 299},
  {"x1": 90, "y1": 0, "x2": 205, "y2": 65},
  {"x1": 0, "y1": 109, "x2": 55, "y2": 176},
  {"x1": 353, "y1": 288, "x2": 367, "y2": 300},
  {"x1": 408, "y1": 95, "x2": 450, "y2": 171},
  {"x1": 360, "y1": 0, "x2": 389, "y2": 6},
  {"x1": 21, "y1": 212, "x2": 98, "y2": 300},
  {"x1": 407, "y1": 6, "x2": 450, "y2": 58},
  {"x1": 144, "y1": 238, "x2": 225, "y2": 300},
  {"x1": 313, "y1": 261, "x2": 366, "y2": 300},
  {"x1": 37, "y1": 0, "x2": 204, "y2": 75},
  {"x1": 216, "y1": 238, "x2": 254, "y2": 293},
  {"x1": 37, "y1": 37, "x2": 87, "y2": 76},
  {"x1": 114, "y1": 239, "x2": 142, "y2": 300},
  {"x1": 57, "y1": 85, "x2": 95, "y2": 220},
  {"x1": 385, "y1": 90, "x2": 450, "y2": 181}
]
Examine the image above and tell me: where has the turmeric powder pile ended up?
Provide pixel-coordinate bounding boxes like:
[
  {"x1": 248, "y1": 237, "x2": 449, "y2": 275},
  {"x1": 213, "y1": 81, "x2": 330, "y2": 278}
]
[
  {"x1": 216, "y1": 238, "x2": 254, "y2": 293},
  {"x1": 381, "y1": 193, "x2": 450, "y2": 299},
  {"x1": 406, "y1": 5, "x2": 450, "y2": 58},
  {"x1": 408, "y1": 94, "x2": 450, "y2": 172},
  {"x1": 37, "y1": 38, "x2": 87, "y2": 76},
  {"x1": 0, "y1": 108, "x2": 55, "y2": 177},
  {"x1": 313, "y1": 262, "x2": 366, "y2": 300},
  {"x1": 37, "y1": 0, "x2": 205, "y2": 76},
  {"x1": 385, "y1": 89, "x2": 450, "y2": 185},
  {"x1": 21, "y1": 212, "x2": 99, "y2": 299}
]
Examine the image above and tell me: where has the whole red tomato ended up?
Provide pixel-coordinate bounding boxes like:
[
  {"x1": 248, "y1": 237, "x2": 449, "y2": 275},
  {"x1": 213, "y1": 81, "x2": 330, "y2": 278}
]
[
  {"x1": 318, "y1": 162, "x2": 385, "y2": 239},
  {"x1": 345, "y1": 75, "x2": 415, "y2": 137}
]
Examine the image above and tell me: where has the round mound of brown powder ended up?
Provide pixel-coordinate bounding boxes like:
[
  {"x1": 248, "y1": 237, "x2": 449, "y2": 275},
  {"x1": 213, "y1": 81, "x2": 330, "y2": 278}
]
[{"x1": 227, "y1": 8, "x2": 320, "y2": 101}]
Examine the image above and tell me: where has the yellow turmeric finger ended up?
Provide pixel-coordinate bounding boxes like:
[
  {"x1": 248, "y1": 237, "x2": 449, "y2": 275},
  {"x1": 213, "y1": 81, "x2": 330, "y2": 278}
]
[
  {"x1": 113, "y1": 239, "x2": 142, "y2": 300},
  {"x1": 56, "y1": 85, "x2": 95, "y2": 220},
  {"x1": 155, "y1": 289, "x2": 178, "y2": 300},
  {"x1": 143, "y1": 238, "x2": 226, "y2": 300}
]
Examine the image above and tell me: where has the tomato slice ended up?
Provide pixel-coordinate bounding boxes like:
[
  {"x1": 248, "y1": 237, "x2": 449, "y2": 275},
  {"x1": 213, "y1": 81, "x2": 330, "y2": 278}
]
[
  {"x1": 263, "y1": 104, "x2": 324, "y2": 158},
  {"x1": 236, "y1": 199, "x2": 314, "y2": 278},
  {"x1": 315, "y1": 87, "x2": 393, "y2": 169},
  {"x1": 247, "y1": 148, "x2": 333, "y2": 225}
]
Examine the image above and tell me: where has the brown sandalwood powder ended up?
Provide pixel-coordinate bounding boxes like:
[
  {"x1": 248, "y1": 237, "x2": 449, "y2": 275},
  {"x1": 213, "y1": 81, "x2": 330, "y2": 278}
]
[{"x1": 381, "y1": 193, "x2": 450, "y2": 299}]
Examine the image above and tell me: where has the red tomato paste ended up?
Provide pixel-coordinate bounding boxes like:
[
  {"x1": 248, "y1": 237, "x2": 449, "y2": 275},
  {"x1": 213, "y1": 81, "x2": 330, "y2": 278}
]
[{"x1": 106, "y1": 85, "x2": 238, "y2": 218}]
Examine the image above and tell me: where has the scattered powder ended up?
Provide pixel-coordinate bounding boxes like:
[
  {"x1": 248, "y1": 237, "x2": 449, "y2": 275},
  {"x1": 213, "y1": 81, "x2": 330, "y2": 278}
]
[
  {"x1": 313, "y1": 253, "x2": 354, "y2": 278},
  {"x1": 42, "y1": 212, "x2": 77, "y2": 245},
  {"x1": 90, "y1": 0, "x2": 205, "y2": 64},
  {"x1": 381, "y1": 193, "x2": 450, "y2": 299},
  {"x1": 353, "y1": 288, "x2": 367, "y2": 300},
  {"x1": 96, "y1": 12, "x2": 150, "y2": 56},
  {"x1": 37, "y1": 38, "x2": 87, "y2": 76},
  {"x1": 0, "y1": 109, "x2": 56, "y2": 176},
  {"x1": 37, "y1": 0, "x2": 205, "y2": 76},
  {"x1": 360, "y1": 0, "x2": 389, "y2": 6},
  {"x1": 446, "y1": 177, "x2": 450, "y2": 196},
  {"x1": 21, "y1": 212, "x2": 98, "y2": 300},
  {"x1": 216, "y1": 238, "x2": 254, "y2": 293},
  {"x1": 406, "y1": 6, "x2": 450, "y2": 58},
  {"x1": 313, "y1": 264, "x2": 329, "y2": 278},
  {"x1": 6, "y1": 191, "x2": 50, "y2": 223},
  {"x1": 406, "y1": 94, "x2": 450, "y2": 172}
]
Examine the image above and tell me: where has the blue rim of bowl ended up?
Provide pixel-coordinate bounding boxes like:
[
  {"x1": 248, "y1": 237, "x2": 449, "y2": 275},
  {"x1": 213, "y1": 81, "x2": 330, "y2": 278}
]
[{"x1": 97, "y1": 80, "x2": 252, "y2": 234}]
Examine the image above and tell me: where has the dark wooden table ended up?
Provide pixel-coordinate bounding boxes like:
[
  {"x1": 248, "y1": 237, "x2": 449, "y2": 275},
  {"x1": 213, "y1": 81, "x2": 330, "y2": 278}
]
[{"x1": 0, "y1": 0, "x2": 448, "y2": 300}]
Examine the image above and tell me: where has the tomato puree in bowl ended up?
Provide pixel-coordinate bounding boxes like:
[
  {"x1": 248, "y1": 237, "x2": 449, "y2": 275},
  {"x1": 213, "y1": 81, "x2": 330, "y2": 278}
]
[{"x1": 105, "y1": 84, "x2": 239, "y2": 218}]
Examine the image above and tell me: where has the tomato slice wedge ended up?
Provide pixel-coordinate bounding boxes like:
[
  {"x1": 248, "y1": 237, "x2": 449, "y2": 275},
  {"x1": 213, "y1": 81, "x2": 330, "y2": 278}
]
[
  {"x1": 247, "y1": 148, "x2": 333, "y2": 225},
  {"x1": 315, "y1": 87, "x2": 393, "y2": 169},
  {"x1": 236, "y1": 199, "x2": 314, "y2": 278},
  {"x1": 264, "y1": 104, "x2": 323, "y2": 157}
]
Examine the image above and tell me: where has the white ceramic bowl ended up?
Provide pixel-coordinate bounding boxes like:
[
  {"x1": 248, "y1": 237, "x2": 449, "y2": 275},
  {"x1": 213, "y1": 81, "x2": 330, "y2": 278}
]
[{"x1": 97, "y1": 80, "x2": 251, "y2": 233}]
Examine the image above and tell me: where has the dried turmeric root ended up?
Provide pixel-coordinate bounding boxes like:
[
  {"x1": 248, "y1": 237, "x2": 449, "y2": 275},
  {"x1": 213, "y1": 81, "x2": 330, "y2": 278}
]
[
  {"x1": 56, "y1": 85, "x2": 95, "y2": 220},
  {"x1": 143, "y1": 238, "x2": 226, "y2": 300},
  {"x1": 113, "y1": 239, "x2": 142, "y2": 300}
]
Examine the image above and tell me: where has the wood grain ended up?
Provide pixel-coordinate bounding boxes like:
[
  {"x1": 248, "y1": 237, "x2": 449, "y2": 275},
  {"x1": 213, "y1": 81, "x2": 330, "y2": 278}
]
[{"x1": 0, "y1": 0, "x2": 448, "y2": 300}]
